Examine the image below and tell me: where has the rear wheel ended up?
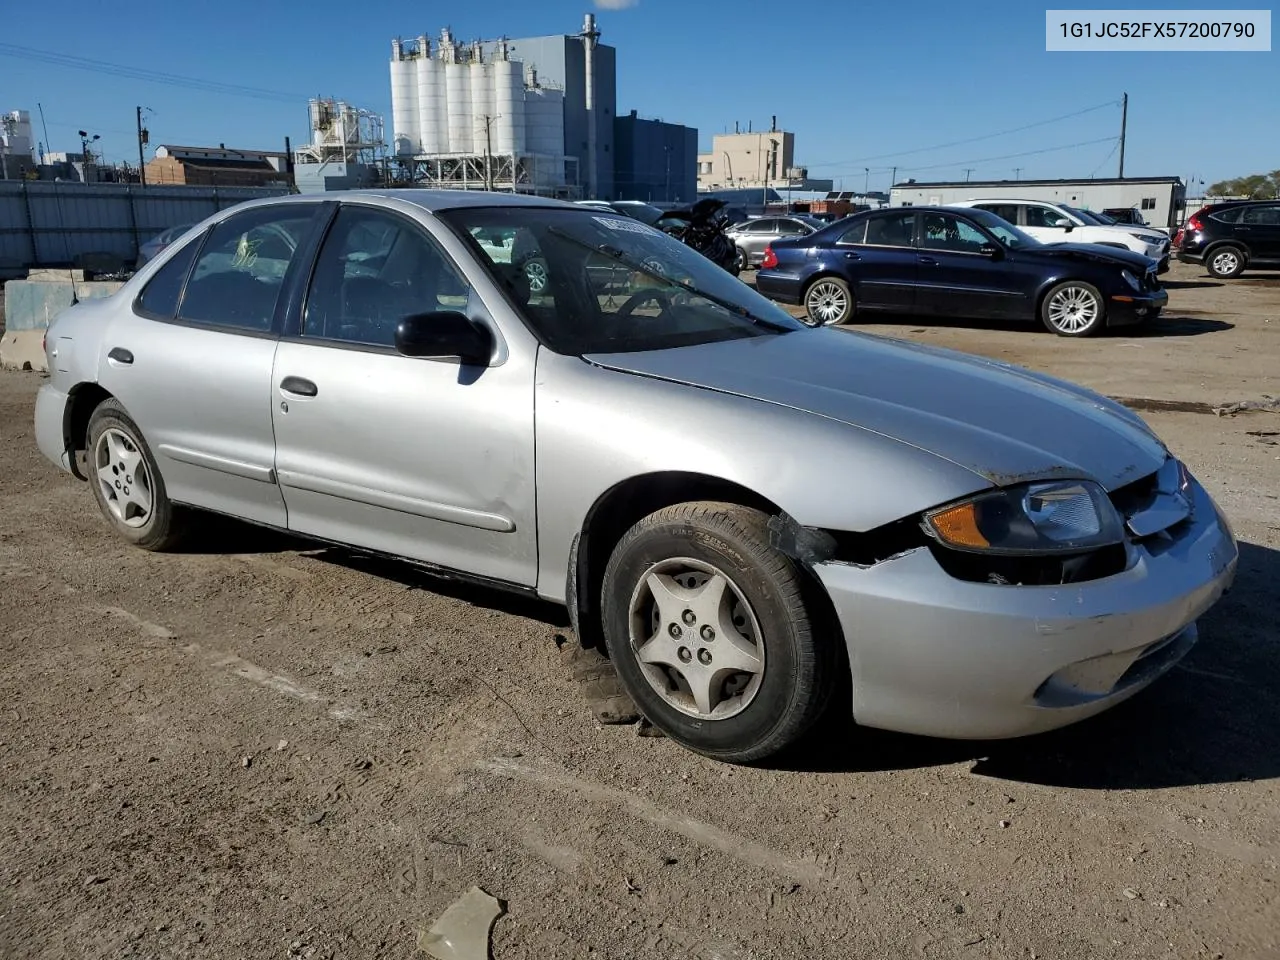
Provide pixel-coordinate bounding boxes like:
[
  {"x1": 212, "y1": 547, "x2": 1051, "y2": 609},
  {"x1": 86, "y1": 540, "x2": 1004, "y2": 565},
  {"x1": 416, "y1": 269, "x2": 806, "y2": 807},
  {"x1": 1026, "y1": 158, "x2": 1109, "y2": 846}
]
[
  {"x1": 600, "y1": 502, "x2": 836, "y2": 763},
  {"x1": 804, "y1": 276, "x2": 853, "y2": 326},
  {"x1": 86, "y1": 399, "x2": 189, "y2": 551},
  {"x1": 1206, "y1": 245, "x2": 1245, "y2": 279},
  {"x1": 1041, "y1": 281, "x2": 1105, "y2": 337},
  {"x1": 735, "y1": 246, "x2": 749, "y2": 272}
]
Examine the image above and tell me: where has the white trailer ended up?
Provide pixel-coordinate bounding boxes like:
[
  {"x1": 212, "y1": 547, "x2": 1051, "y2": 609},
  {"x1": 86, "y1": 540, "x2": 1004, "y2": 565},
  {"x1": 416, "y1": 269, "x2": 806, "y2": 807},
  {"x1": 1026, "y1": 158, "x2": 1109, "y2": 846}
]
[{"x1": 890, "y1": 177, "x2": 1186, "y2": 231}]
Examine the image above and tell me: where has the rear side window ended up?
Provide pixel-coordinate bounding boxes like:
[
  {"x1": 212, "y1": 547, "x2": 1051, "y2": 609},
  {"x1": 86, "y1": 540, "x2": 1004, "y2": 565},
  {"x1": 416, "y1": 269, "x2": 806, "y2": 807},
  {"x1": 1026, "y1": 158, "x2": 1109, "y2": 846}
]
[
  {"x1": 135, "y1": 234, "x2": 201, "y2": 319},
  {"x1": 837, "y1": 220, "x2": 867, "y2": 244},
  {"x1": 975, "y1": 203, "x2": 1021, "y2": 225},
  {"x1": 864, "y1": 213, "x2": 915, "y2": 247},
  {"x1": 1208, "y1": 206, "x2": 1243, "y2": 223},
  {"x1": 177, "y1": 206, "x2": 316, "y2": 332},
  {"x1": 1240, "y1": 205, "x2": 1280, "y2": 225}
]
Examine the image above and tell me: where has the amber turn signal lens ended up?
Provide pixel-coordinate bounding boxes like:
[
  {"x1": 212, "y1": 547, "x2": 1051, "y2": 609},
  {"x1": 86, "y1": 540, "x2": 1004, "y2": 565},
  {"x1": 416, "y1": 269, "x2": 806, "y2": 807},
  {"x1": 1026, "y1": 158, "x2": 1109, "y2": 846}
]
[{"x1": 928, "y1": 502, "x2": 990, "y2": 549}]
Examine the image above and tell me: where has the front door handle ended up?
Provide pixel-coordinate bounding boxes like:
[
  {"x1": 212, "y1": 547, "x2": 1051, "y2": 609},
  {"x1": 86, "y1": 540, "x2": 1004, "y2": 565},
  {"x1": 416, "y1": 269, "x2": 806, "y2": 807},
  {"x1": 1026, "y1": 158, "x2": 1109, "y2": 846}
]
[
  {"x1": 843, "y1": 251, "x2": 861, "y2": 260},
  {"x1": 279, "y1": 376, "x2": 318, "y2": 398},
  {"x1": 107, "y1": 347, "x2": 134, "y2": 365},
  {"x1": 918, "y1": 255, "x2": 939, "y2": 265}
]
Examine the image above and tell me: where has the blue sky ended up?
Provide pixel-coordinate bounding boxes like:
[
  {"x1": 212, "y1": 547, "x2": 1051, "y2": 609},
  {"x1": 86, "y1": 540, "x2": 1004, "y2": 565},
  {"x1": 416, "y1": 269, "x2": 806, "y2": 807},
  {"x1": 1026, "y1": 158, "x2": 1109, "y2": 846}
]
[{"x1": 3, "y1": 0, "x2": 1275, "y2": 190}]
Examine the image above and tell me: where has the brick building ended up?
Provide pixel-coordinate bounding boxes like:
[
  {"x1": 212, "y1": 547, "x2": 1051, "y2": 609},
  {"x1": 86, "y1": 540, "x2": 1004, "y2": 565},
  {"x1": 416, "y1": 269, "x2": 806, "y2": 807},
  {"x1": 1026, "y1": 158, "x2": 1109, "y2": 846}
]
[{"x1": 145, "y1": 144, "x2": 290, "y2": 187}]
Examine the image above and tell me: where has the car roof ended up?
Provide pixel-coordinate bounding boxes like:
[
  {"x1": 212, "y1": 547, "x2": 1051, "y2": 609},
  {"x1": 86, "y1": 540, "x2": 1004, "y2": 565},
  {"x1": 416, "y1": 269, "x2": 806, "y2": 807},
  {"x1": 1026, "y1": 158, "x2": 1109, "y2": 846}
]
[{"x1": 250, "y1": 189, "x2": 581, "y2": 214}]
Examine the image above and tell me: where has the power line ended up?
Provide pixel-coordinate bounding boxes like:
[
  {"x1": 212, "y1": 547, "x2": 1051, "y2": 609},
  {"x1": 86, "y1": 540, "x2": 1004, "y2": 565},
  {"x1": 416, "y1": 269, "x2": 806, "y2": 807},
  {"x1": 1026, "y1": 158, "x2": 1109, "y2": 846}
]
[
  {"x1": 1089, "y1": 139, "x2": 1121, "y2": 177},
  {"x1": 805, "y1": 100, "x2": 1120, "y2": 168},
  {"x1": 0, "y1": 42, "x2": 306, "y2": 103},
  {"x1": 826, "y1": 136, "x2": 1118, "y2": 179}
]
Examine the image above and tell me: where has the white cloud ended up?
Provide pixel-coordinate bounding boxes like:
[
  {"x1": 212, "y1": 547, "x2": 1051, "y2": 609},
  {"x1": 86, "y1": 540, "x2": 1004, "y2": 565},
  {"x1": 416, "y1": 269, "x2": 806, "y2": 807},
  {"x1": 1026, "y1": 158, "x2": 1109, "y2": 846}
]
[{"x1": 594, "y1": 0, "x2": 638, "y2": 9}]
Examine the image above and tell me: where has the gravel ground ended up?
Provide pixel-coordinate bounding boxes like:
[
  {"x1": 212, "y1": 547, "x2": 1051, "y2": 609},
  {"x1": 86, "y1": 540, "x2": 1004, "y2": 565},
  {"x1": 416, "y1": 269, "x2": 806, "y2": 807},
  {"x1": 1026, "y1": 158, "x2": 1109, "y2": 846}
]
[{"x1": 0, "y1": 262, "x2": 1277, "y2": 960}]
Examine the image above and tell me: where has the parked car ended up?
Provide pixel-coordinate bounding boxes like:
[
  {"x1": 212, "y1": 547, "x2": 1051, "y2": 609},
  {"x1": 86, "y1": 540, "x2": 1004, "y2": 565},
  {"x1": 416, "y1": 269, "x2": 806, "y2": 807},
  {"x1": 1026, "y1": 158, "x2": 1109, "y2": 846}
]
[
  {"x1": 1176, "y1": 200, "x2": 1280, "y2": 278},
  {"x1": 726, "y1": 215, "x2": 827, "y2": 270},
  {"x1": 135, "y1": 223, "x2": 196, "y2": 269},
  {"x1": 34, "y1": 192, "x2": 1236, "y2": 763},
  {"x1": 949, "y1": 199, "x2": 1171, "y2": 272},
  {"x1": 1101, "y1": 207, "x2": 1148, "y2": 226},
  {"x1": 755, "y1": 206, "x2": 1166, "y2": 336}
]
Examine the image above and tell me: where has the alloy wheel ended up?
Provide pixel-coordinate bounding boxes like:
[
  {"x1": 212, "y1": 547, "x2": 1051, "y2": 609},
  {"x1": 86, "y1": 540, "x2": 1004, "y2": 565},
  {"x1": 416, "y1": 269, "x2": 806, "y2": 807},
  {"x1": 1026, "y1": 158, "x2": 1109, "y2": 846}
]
[
  {"x1": 627, "y1": 558, "x2": 765, "y2": 720},
  {"x1": 1046, "y1": 285, "x2": 1100, "y2": 334},
  {"x1": 806, "y1": 280, "x2": 849, "y2": 325},
  {"x1": 94, "y1": 427, "x2": 154, "y2": 528},
  {"x1": 524, "y1": 259, "x2": 549, "y2": 293},
  {"x1": 1211, "y1": 250, "x2": 1239, "y2": 276}
]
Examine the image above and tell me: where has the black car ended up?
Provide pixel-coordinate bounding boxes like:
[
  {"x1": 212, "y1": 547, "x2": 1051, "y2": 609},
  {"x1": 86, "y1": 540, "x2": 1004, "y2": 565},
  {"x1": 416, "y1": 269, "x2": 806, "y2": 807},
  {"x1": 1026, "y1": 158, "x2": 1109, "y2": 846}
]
[
  {"x1": 1176, "y1": 200, "x2": 1280, "y2": 279},
  {"x1": 754, "y1": 206, "x2": 1166, "y2": 337},
  {"x1": 1101, "y1": 207, "x2": 1148, "y2": 226}
]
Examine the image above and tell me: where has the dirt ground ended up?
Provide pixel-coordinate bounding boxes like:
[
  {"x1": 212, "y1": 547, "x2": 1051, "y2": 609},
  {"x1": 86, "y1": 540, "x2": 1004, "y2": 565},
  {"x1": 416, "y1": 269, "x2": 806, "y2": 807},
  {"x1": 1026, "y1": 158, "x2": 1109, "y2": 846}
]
[{"x1": 1, "y1": 262, "x2": 1277, "y2": 960}]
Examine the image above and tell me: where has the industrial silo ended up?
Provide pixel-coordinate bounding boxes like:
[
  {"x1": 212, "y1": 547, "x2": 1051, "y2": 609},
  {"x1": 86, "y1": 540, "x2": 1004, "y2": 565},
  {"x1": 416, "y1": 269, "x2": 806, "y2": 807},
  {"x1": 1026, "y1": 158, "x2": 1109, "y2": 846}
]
[
  {"x1": 469, "y1": 47, "x2": 493, "y2": 156},
  {"x1": 389, "y1": 40, "x2": 419, "y2": 155},
  {"x1": 491, "y1": 56, "x2": 525, "y2": 157},
  {"x1": 417, "y1": 52, "x2": 444, "y2": 155},
  {"x1": 525, "y1": 86, "x2": 565, "y2": 158},
  {"x1": 445, "y1": 60, "x2": 472, "y2": 154}
]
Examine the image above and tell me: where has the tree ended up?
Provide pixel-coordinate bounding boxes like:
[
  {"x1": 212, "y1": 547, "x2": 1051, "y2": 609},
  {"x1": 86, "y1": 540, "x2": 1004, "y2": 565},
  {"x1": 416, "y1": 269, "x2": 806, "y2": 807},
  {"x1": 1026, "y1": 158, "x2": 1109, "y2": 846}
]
[{"x1": 1206, "y1": 170, "x2": 1280, "y2": 198}]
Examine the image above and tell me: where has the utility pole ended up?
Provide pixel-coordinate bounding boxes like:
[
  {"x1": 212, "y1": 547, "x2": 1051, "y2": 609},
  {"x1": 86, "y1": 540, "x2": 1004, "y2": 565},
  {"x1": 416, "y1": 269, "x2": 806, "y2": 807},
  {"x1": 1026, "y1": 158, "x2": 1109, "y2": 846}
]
[
  {"x1": 483, "y1": 115, "x2": 496, "y2": 191},
  {"x1": 1118, "y1": 91, "x2": 1128, "y2": 178},
  {"x1": 1013, "y1": 167, "x2": 1023, "y2": 180},
  {"x1": 136, "y1": 106, "x2": 149, "y2": 186},
  {"x1": 890, "y1": 166, "x2": 897, "y2": 190},
  {"x1": 963, "y1": 168, "x2": 974, "y2": 182}
]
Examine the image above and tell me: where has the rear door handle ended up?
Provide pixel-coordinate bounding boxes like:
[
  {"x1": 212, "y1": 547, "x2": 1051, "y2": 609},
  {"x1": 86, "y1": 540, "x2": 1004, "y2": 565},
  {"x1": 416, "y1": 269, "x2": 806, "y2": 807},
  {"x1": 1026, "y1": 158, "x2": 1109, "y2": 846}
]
[
  {"x1": 279, "y1": 376, "x2": 318, "y2": 398},
  {"x1": 107, "y1": 347, "x2": 134, "y2": 365},
  {"x1": 918, "y1": 255, "x2": 939, "y2": 265},
  {"x1": 843, "y1": 251, "x2": 861, "y2": 260}
]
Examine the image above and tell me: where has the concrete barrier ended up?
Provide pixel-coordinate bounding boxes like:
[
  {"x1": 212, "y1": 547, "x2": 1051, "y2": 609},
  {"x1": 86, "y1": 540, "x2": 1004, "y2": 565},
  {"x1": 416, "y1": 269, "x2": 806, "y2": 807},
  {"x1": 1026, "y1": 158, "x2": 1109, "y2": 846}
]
[{"x1": 1, "y1": 278, "x2": 124, "y2": 372}]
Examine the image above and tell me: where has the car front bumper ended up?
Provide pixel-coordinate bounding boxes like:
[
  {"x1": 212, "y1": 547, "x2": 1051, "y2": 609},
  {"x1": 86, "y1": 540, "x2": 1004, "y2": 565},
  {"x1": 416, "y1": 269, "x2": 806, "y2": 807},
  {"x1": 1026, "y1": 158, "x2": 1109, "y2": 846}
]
[
  {"x1": 34, "y1": 382, "x2": 74, "y2": 474},
  {"x1": 1108, "y1": 290, "x2": 1168, "y2": 327},
  {"x1": 813, "y1": 477, "x2": 1237, "y2": 740}
]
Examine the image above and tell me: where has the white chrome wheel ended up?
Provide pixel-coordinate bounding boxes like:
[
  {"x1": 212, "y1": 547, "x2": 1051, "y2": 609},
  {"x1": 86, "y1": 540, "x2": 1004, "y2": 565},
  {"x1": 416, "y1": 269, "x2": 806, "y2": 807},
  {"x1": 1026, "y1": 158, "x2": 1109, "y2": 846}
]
[
  {"x1": 524, "y1": 258, "x2": 549, "y2": 293},
  {"x1": 1046, "y1": 285, "x2": 1100, "y2": 334},
  {"x1": 805, "y1": 279, "x2": 850, "y2": 325},
  {"x1": 1210, "y1": 249, "x2": 1240, "y2": 276},
  {"x1": 94, "y1": 427, "x2": 154, "y2": 528}
]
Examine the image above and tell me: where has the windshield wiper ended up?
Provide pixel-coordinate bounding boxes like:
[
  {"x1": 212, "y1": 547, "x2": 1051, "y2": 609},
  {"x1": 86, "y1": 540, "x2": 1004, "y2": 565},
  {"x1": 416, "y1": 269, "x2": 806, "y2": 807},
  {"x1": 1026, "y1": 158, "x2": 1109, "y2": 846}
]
[{"x1": 545, "y1": 226, "x2": 795, "y2": 333}]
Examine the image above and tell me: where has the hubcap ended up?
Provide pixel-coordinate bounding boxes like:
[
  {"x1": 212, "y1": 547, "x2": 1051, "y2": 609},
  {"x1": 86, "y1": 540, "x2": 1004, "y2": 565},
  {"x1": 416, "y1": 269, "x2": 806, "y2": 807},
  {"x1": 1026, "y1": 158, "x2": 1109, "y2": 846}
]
[
  {"x1": 1047, "y1": 286, "x2": 1099, "y2": 333},
  {"x1": 806, "y1": 281, "x2": 848, "y2": 325},
  {"x1": 524, "y1": 259, "x2": 548, "y2": 293},
  {"x1": 627, "y1": 558, "x2": 765, "y2": 720},
  {"x1": 94, "y1": 428, "x2": 154, "y2": 528},
  {"x1": 1212, "y1": 251, "x2": 1238, "y2": 274}
]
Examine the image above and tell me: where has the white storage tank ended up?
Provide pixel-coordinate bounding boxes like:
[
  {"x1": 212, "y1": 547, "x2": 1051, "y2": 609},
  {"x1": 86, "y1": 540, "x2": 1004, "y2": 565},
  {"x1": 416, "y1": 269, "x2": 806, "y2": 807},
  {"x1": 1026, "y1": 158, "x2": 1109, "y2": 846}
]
[
  {"x1": 470, "y1": 55, "x2": 493, "y2": 154},
  {"x1": 526, "y1": 87, "x2": 565, "y2": 157},
  {"x1": 445, "y1": 61, "x2": 472, "y2": 154},
  {"x1": 492, "y1": 58, "x2": 525, "y2": 157},
  {"x1": 389, "y1": 43, "x2": 419, "y2": 155},
  {"x1": 417, "y1": 55, "x2": 444, "y2": 154}
]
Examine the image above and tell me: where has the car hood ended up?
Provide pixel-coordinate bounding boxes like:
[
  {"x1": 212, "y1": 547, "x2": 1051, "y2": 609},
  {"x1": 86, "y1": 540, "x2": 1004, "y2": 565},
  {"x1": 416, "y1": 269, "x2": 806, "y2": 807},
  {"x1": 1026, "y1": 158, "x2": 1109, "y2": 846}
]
[
  {"x1": 586, "y1": 331, "x2": 1167, "y2": 491},
  {"x1": 1030, "y1": 241, "x2": 1155, "y2": 270}
]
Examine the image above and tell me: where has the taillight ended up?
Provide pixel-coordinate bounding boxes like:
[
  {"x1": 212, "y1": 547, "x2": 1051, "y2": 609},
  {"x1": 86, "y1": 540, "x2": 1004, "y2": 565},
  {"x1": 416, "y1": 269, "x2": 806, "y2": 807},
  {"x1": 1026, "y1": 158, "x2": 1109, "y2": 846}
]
[
  {"x1": 761, "y1": 246, "x2": 779, "y2": 269},
  {"x1": 1186, "y1": 210, "x2": 1206, "y2": 232}
]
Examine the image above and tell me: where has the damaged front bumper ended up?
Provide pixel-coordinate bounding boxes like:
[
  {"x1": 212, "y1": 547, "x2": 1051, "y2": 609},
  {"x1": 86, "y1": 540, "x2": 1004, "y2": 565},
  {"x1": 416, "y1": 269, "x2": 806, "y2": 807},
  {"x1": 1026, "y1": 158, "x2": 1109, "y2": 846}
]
[{"x1": 813, "y1": 478, "x2": 1237, "y2": 740}]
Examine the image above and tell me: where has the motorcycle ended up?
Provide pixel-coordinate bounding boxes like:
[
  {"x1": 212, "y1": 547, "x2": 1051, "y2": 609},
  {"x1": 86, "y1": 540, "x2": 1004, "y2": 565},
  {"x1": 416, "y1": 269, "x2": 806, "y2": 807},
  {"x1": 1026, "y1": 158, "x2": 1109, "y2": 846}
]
[{"x1": 653, "y1": 198, "x2": 741, "y2": 277}]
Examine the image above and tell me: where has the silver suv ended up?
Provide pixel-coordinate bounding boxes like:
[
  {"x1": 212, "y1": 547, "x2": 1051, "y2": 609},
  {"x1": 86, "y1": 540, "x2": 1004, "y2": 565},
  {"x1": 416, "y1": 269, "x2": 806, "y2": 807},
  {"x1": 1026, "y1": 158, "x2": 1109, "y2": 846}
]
[{"x1": 727, "y1": 216, "x2": 825, "y2": 269}]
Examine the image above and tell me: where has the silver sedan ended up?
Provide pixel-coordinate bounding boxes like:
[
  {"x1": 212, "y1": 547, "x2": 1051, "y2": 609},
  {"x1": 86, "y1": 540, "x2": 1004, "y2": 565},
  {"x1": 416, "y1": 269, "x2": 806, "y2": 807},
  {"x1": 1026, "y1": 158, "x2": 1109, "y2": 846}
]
[{"x1": 34, "y1": 191, "x2": 1238, "y2": 763}]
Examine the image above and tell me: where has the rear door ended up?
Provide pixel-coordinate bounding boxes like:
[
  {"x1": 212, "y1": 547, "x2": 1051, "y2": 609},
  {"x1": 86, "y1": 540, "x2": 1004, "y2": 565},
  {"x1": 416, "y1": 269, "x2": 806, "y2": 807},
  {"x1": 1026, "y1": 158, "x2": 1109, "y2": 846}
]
[
  {"x1": 838, "y1": 211, "x2": 918, "y2": 311},
  {"x1": 915, "y1": 212, "x2": 1026, "y2": 319},
  {"x1": 1021, "y1": 203, "x2": 1074, "y2": 244},
  {"x1": 100, "y1": 203, "x2": 323, "y2": 527},
  {"x1": 738, "y1": 219, "x2": 779, "y2": 264},
  {"x1": 1236, "y1": 204, "x2": 1280, "y2": 260}
]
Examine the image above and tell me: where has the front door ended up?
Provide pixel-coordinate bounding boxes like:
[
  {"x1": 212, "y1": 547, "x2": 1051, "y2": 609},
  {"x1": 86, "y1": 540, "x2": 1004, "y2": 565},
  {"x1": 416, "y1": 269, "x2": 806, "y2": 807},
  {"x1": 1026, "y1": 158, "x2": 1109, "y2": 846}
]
[
  {"x1": 915, "y1": 212, "x2": 1027, "y2": 319},
  {"x1": 1236, "y1": 203, "x2": 1280, "y2": 260},
  {"x1": 269, "y1": 203, "x2": 538, "y2": 586},
  {"x1": 839, "y1": 210, "x2": 918, "y2": 311},
  {"x1": 99, "y1": 204, "x2": 322, "y2": 527}
]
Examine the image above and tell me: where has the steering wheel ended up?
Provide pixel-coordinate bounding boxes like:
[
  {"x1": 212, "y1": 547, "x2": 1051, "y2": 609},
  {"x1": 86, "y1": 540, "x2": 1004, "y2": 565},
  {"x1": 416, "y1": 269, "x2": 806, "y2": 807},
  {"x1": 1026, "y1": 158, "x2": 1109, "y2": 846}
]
[{"x1": 615, "y1": 288, "x2": 675, "y2": 319}]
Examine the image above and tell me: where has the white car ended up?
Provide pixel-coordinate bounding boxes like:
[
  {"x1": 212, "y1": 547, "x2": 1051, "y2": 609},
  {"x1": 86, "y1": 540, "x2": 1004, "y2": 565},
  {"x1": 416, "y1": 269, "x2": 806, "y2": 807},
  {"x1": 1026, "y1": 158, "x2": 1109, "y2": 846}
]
[{"x1": 949, "y1": 199, "x2": 1171, "y2": 272}]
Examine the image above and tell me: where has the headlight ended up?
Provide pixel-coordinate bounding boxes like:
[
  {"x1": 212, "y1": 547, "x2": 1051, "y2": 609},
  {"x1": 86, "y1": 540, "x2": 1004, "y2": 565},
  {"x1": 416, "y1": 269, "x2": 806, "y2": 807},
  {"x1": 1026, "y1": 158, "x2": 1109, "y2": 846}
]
[
  {"x1": 924, "y1": 480, "x2": 1125, "y2": 555},
  {"x1": 1120, "y1": 269, "x2": 1141, "y2": 291}
]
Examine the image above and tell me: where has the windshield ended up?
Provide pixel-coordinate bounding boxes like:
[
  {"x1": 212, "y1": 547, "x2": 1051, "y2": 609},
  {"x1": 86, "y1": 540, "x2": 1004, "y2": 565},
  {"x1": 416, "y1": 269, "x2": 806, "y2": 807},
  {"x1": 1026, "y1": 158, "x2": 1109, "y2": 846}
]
[
  {"x1": 442, "y1": 206, "x2": 805, "y2": 355},
  {"x1": 962, "y1": 208, "x2": 1042, "y2": 249}
]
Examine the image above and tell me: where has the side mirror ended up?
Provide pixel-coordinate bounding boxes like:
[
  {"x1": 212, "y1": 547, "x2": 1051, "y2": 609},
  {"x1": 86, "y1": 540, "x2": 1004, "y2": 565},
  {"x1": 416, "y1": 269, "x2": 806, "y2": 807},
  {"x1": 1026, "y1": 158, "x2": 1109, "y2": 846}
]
[
  {"x1": 979, "y1": 242, "x2": 1004, "y2": 259},
  {"x1": 394, "y1": 311, "x2": 493, "y2": 365}
]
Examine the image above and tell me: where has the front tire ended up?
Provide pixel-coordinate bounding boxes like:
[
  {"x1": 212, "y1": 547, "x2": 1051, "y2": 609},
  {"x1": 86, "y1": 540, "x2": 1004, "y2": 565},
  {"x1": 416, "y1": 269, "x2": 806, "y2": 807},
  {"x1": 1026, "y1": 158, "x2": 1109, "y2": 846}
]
[
  {"x1": 1041, "y1": 280, "x2": 1106, "y2": 336},
  {"x1": 735, "y1": 246, "x2": 750, "y2": 272},
  {"x1": 804, "y1": 276, "x2": 854, "y2": 326},
  {"x1": 86, "y1": 398, "x2": 189, "y2": 551},
  {"x1": 600, "y1": 502, "x2": 836, "y2": 763},
  {"x1": 1206, "y1": 245, "x2": 1245, "y2": 279}
]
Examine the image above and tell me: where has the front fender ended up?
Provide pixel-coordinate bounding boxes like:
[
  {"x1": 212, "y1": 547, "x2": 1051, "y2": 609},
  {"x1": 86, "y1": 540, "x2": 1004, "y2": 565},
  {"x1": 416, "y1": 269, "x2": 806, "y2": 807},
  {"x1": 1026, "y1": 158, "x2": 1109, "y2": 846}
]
[{"x1": 533, "y1": 351, "x2": 991, "y2": 603}]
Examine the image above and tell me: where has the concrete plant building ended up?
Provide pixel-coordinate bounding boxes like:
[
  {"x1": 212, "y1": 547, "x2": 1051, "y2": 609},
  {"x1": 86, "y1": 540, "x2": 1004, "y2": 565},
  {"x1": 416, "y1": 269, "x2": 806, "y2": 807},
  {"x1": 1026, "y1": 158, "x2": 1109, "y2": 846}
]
[
  {"x1": 697, "y1": 122, "x2": 833, "y2": 194},
  {"x1": 614, "y1": 110, "x2": 697, "y2": 204}
]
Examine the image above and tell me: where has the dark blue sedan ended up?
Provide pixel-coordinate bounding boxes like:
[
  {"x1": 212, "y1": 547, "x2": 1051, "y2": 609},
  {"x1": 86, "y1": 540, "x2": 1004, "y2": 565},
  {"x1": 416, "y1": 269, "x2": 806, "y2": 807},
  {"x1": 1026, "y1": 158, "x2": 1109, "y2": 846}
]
[{"x1": 754, "y1": 206, "x2": 1167, "y2": 336}]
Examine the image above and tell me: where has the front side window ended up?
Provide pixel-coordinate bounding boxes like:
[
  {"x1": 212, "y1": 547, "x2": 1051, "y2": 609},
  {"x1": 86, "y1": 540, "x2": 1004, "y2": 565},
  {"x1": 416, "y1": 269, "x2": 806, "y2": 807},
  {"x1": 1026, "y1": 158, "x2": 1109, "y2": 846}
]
[
  {"x1": 863, "y1": 212, "x2": 915, "y2": 247},
  {"x1": 442, "y1": 207, "x2": 803, "y2": 355},
  {"x1": 920, "y1": 214, "x2": 989, "y2": 253},
  {"x1": 178, "y1": 206, "x2": 316, "y2": 332},
  {"x1": 136, "y1": 232, "x2": 201, "y2": 319},
  {"x1": 303, "y1": 206, "x2": 471, "y2": 348},
  {"x1": 775, "y1": 219, "x2": 809, "y2": 236},
  {"x1": 837, "y1": 220, "x2": 867, "y2": 245}
]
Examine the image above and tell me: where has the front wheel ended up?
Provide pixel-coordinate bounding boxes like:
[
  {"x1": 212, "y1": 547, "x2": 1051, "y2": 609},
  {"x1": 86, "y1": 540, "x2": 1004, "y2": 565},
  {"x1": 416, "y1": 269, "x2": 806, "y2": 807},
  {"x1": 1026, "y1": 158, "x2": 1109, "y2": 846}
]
[
  {"x1": 86, "y1": 398, "x2": 190, "y2": 551},
  {"x1": 600, "y1": 502, "x2": 836, "y2": 763},
  {"x1": 735, "y1": 246, "x2": 750, "y2": 272},
  {"x1": 1041, "y1": 281, "x2": 1105, "y2": 336},
  {"x1": 804, "y1": 276, "x2": 854, "y2": 326},
  {"x1": 1206, "y1": 245, "x2": 1245, "y2": 279}
]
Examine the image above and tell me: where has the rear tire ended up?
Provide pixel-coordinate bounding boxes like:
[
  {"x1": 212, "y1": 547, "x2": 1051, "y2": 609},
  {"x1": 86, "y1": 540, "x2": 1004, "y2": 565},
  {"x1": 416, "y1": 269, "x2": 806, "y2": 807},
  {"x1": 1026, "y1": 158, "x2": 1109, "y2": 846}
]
[
  {"x1": 1040, "y1": 280, "x2": 1106, "y2": 337},
  {"x1": 735, "y1": 247, "x2": 749, "y2": 272},
  {"x1": 1206, "y1": 245, "x2": 1246, "y2": 279},
  {"x1": 804, "y1": 276, "x2": 854, "y2": 326},
  {"x1": 600, "y1": 502, "x2": 836, "y2": 764},
  {"x1": 86, "y1": 399, "x2": 189, "y2": 551}
]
